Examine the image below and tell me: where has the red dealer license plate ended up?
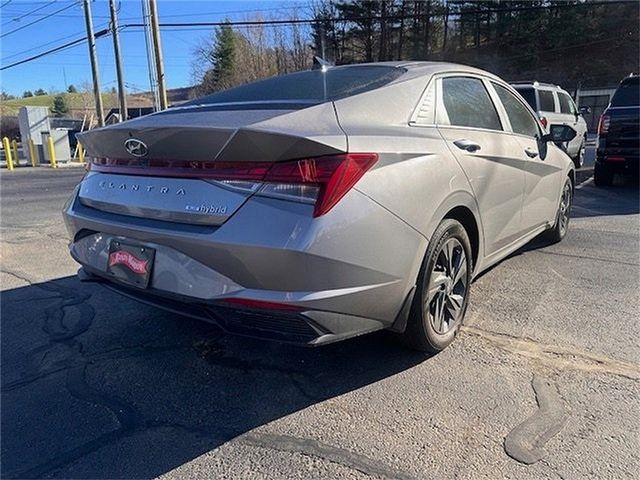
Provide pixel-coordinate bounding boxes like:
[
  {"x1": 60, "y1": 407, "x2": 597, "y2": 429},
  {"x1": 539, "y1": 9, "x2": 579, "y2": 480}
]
[{"x1": 106, "y1": 240, "x2": 155, "y2": 288}]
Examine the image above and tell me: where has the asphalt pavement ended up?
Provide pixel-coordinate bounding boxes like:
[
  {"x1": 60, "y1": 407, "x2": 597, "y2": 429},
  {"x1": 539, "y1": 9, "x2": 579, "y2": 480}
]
[{"x1": 1, "y1": 161, "x2": 638, "y2": 479}]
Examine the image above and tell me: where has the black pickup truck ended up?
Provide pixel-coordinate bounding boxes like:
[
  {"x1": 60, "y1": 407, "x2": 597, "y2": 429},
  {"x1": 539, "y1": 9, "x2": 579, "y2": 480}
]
[{"x1": 594, "y1": 75, "x2": 639, "y2": 186}]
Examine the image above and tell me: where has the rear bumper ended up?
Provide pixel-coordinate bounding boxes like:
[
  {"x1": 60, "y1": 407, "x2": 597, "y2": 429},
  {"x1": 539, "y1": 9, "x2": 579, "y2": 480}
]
[
  {"x1": 63, "y1": 186, "x2": 427, "y2": 344},
  {"x1": 79, "y1": 267, "x2": 384, "y2": 345},
  {"x1": 596, "y1": 148, "x2": 639, "y2": 172}
]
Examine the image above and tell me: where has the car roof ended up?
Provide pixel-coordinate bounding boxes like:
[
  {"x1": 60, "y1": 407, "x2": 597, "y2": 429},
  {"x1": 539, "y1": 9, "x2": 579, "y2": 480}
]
[
  {"x1": 332, "y1": 61, "x2": 504, "y2": 83},
  {"x1": 511, "y1": 81, "x2": 574, "y2": 96}
]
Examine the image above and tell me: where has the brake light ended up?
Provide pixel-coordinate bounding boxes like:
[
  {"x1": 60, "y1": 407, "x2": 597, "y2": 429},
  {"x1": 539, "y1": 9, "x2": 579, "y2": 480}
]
[
  {"x1": 539, "y1": 116, "x2": 548, "y2": 129},
  {"x1": 598, "y1": 114, "x2": 610, "y2": 135},
  {"x1": 263, "y1": 153, "x2": 378, "y2": 217},
  {"x1": 90, "y1": 153, "x2": 378, "y2": 217},
  {"x1": 90, "y1": 157, "x2": 272, "y2": 180}
]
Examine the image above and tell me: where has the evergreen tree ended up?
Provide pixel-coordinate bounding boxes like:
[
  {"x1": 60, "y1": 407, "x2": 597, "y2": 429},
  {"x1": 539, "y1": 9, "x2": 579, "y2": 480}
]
[
  {"x1": 51, "y1": 95, "x2": 70, "y2": 117},
  {"x1": 200, "y1": 20, "x2": 236, "y2": 94},
  {"x1": 34, "y1": 88, "x2": 47, "y2": 96},
  {"x1": 67, "y1": 84, "x2": 77, "y2": 93},
  {"x1": 22, "y1": 90, "x2": 34, "y2": 98}
]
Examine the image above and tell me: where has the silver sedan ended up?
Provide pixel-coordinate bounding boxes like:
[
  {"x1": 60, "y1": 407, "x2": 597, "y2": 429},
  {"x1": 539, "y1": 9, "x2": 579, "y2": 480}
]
[{"x1": 63, "y1": 61, "x2": 576, "y2": 352}]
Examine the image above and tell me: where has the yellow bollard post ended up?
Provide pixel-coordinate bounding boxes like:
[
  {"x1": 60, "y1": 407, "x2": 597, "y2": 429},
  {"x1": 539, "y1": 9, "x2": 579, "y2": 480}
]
[
  {"x1": 47, "y1": 136, "x2": 57, "y2": 169},
  {"x1": 78, "y1": 142, "x2": 85, "y2": 164},
  {"x1": 2, "y1": 137, "x2": 14, "y2": 171},
  {"x1": 11, "y1": 139, "x2": 19, "y2": 166},
  {"x1": 28, "y1": 138, "x2": 38, "y2": 167}
]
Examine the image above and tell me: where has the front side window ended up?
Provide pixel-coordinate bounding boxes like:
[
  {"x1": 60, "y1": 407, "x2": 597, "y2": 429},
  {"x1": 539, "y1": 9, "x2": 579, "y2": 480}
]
[
  {"x1": 558, "y1": 92, "x2": 575, "y2": 114},
  {"x1": 440, "y1": 77, "x2": 502, "y2": 131},
  {"x1": 493, "y1": 84, "x2": 540, "y2": 138},
  {"x1": 538, "y1": 90, "x2": 556, "y2": 112}
]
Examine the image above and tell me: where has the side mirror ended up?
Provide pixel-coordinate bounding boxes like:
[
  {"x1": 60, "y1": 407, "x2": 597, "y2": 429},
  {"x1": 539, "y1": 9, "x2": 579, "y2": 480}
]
[
  {"x1": 542, "y1": 124, "x2": 577, "y2": 144},
  {"x1": 579, "y1": 106, "x2": 591, "y2": 115}
]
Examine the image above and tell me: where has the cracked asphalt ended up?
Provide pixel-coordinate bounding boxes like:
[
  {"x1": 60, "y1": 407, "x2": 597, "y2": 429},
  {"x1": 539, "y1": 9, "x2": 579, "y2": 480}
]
[{"x1": 1, "y1": 166, "x2": 638, "y2": 479}]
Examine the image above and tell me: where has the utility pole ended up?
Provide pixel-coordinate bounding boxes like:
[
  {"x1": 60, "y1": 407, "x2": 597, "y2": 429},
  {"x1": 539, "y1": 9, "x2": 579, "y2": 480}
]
[
  {"x1": 109, "y1": 0, "x2": 127, "y2": 121},
  {"x1": 82, "y1": 0, "x2": 104, "y2": 126},
  {"x1": 148, "y1": 0, "x2": 167, "y2": 110},
  {"x1": 141, "y1": 0, "x2": 159, "y2": 110}
]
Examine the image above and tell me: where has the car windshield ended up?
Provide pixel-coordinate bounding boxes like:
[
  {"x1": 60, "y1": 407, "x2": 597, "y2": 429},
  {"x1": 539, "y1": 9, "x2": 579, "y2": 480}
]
[
  {"x1": 610, "y1": 78, "x2": 640, "y2": 107},
  {"x1": 184, "y1": 65, "x2": 406, "y2": 107}
]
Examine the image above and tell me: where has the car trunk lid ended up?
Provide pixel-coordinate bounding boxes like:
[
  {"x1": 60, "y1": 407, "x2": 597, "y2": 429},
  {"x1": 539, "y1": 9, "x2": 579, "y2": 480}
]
[{"x1": 77, "y1": 103, "x2": 348, "y2": 225}]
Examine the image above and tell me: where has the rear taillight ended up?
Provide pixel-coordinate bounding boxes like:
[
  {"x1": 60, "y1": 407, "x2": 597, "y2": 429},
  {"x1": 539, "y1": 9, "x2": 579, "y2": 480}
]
[
  {"x1": 89, "y1": 153, "x2": 378, "y2": 217},
  {"x1": 597, "y1": 114, "x2": 610, "y2": 135},
  {"x1": 539, "y1": 116, "x2": 548, "y2": 129},
  {"x1": 262, "y1": 153, "x2": 378, "y2": 217}
]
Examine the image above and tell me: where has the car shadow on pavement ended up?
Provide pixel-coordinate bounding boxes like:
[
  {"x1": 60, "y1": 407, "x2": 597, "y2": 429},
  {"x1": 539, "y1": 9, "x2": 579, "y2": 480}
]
[
  {"x1": 1, "y1": 275, "x2": 426, "y2": 479},
  {"x1": 571, "y1": 180, "x2": 639, "y2": 219}
]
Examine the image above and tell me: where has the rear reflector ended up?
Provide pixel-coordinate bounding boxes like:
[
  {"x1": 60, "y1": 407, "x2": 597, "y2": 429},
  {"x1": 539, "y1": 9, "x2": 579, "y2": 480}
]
[
  {"x1": 606, "y1": 155, "x2": 625, "y2": 162},
  {"x1": 90, "y1": 153, "x2": 378, "y2": 217},
  {"x1": 221, "y1": 298, "x2": 303, "y2": 312}
]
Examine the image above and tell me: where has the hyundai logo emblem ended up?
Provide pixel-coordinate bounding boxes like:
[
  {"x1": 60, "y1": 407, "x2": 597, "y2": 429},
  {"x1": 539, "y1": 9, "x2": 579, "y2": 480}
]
[{"x1": 124, "y1": 138, "x2": 149, "y2": 157}]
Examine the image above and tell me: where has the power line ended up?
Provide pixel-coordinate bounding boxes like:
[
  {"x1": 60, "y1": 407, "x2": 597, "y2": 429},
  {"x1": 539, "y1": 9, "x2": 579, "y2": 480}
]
[
  {"x1": 118, "y1": 1, "x2": 636, "y2": 30},
  {"x1": 0, "y1": 0, "x2": 13, "y2": 8},
  {"x1": 1, "y1": 23, "x2": 109, "y2": 62},
  {"x1": 0, "y1": 1, "x2": 80, "y2": 39},
  {"x1": 1, "y1": 0, "x2": 636, "y2": 72},
  {"x1": 0, "y1": 28, "x2": 110, "y2": 71},
  {"x1": 1, "y1": 0, "x2": 56, "y2": 27}
]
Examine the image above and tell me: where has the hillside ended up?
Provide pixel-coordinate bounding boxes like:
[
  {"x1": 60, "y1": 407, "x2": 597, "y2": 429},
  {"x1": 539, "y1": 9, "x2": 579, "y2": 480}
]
[
  {"x1": 0, "y1": 86, "x2": 196, "y2": 117},
  {"x1": 0, "y1": 92, "x2": 154, "y2": 117}
]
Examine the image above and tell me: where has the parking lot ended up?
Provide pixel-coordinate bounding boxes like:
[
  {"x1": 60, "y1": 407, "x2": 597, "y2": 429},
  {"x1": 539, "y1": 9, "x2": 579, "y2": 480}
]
[{"x1": 1, "y1": 164, "x2": 638, "y2": 479}]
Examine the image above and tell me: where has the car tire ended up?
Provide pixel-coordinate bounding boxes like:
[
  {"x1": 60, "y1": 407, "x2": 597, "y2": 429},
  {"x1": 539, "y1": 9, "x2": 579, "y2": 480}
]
[
  {"x1": 594, "y1": 162, "x2": 614, "y2": 186},
  {"x1": 572, "y1": 136, "x2": 586, "y2": 169},
  {"x1": 542, "y1": 177, "x2": 573, "y2": 244},
  {"x1": 399, "y1": 219, "x2": 472, "y2": 353}
]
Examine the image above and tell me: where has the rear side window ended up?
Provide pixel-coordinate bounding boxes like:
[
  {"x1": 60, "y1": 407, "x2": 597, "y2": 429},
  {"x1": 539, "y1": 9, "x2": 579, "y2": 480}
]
[
  {"x1": 538, "y1": 90, "x2": 555, "y2": 112},
  {"x1": 493, "y1": 84, "x2": 540, "y2": 138},
  {"x1": 515, "y1": 88, "x2": 537, "y2": 110},
  {"x1": 610, "y1": 78, "x2": 640, "y2": 107},
  {"x1": 440, "y1": 77, "x2": 502, "y2": 131},
  {"x1": 558, "y1": 92, "x2": 575, "y2": 114}
]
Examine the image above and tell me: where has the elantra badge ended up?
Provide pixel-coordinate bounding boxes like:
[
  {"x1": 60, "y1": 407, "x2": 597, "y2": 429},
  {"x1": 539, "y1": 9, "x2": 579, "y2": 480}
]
[{"x1": 124, "y1": 138, "x2": 149, "y2": 157}]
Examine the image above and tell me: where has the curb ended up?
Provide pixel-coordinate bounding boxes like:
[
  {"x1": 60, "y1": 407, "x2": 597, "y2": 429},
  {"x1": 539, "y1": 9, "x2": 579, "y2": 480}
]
[{"x1": 576, "y1": 168, "x2": 593, "y2": 186}]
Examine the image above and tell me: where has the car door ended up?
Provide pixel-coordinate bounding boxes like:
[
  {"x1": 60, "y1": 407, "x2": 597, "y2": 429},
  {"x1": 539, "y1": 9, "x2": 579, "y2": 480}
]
[
  {"x1": 435, "y1": 75, "x2": 526, "y2": 256},
  {"x1": 491, "y1": 82, "x2": 563, "y2": 231}
]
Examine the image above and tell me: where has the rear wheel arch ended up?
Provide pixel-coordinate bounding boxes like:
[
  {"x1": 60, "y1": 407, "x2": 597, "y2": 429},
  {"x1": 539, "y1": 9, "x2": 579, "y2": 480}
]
[
  {"x1": 568, "y1": 168, "x2": 575, "y2": 191},
  {"x1": 443, "y1": 206, "x2": 480, "y2": 271}
]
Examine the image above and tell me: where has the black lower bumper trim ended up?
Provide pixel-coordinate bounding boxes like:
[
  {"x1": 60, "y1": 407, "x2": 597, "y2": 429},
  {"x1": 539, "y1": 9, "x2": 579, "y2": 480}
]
[{"x1": 80, "y1": 267, "x2": 323, "y2": 344}]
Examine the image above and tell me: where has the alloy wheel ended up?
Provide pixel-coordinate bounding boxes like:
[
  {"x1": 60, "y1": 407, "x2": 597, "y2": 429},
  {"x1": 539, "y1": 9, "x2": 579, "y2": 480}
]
[
  {"x1": 559, "y1": 181, "x2": 572, "y2": 236},
  {"x1": 425, "y1": 238, "x2": 468, "y2": 334}
]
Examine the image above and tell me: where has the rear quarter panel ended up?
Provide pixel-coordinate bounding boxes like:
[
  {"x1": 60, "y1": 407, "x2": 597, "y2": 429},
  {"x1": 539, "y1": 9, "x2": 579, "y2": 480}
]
[{"x1": 333, "y1": 77, "x2": 482, "y2": 244}]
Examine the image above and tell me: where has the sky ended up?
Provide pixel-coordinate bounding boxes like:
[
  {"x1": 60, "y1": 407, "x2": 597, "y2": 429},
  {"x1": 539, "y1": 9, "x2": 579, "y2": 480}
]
[{"x1": 0, "y1": 0, "x2": 308, "y2": 97}]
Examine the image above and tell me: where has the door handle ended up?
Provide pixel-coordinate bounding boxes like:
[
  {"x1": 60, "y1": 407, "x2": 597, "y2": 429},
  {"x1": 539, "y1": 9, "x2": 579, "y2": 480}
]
[
  {"x1": 524, "y1": 147, "x2": 538, "y2": 158},
  {"x1": 453, "y1": 139, "x2": 481, "y2": 153}
]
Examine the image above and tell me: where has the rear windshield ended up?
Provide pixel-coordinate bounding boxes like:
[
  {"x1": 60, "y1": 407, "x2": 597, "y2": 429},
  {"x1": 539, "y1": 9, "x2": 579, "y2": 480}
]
[
  {"x1": 515, "y1": 87, "x2": 537, "y2": 110},
  {"x1": 610, "y1": 77, "x2": 640, "y2": 107},
  {"x1": 184, "y1": 66, "x2": 406, "y2": 107}
]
